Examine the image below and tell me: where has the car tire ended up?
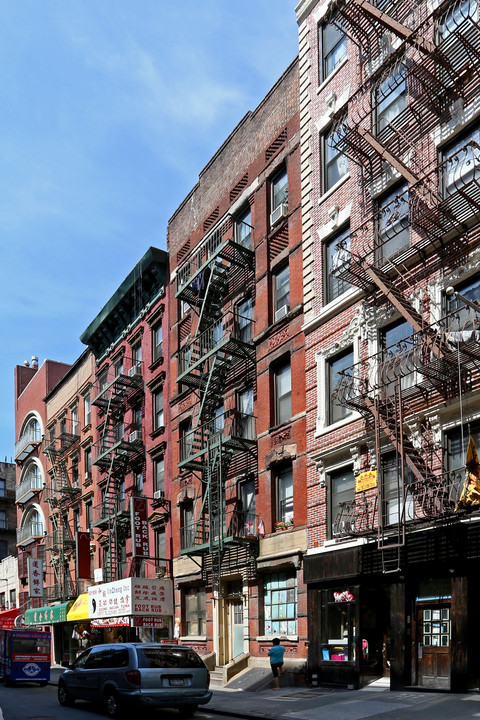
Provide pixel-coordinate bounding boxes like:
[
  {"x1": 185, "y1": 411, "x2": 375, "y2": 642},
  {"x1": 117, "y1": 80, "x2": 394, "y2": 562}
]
[
  {"x1": 105, "y1": 689, "x2": 123, "y2": 719},
  {"x1": 58, "y1": 681, "x2": 75, "y2": 706},
  {"x1": 178, "y1": 705, "x2": 198, "y2": 717}
]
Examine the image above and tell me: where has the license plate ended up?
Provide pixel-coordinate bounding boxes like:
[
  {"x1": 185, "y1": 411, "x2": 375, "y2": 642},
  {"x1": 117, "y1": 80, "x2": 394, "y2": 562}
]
[{"x1": 169, "y1": 678, "x2": 184, "y2": 687}]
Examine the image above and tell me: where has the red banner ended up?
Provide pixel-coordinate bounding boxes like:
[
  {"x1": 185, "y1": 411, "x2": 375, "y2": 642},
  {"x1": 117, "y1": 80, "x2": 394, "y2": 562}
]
[
  {"x1": 76, "y1": 532, "x2": 91, "y2": 578},
  {"x1": 130, "y1": 497, "x2": 150, "y2": 558}
]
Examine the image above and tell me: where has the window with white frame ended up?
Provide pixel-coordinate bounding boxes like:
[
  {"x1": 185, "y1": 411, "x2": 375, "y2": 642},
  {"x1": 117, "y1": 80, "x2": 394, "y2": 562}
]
[
  {"x1": 325, "y1": 226, "x2": 351, "y2": 303},
  {"x1": 276, "y1": 464, "x2": 294, "y2": 524},
  {"x1": 84, "y1": 393, "x2": 91, "y2": 426},
  {"x1": 71, "y1": 406, "x2": 79, "y2": 436},
  {"x1": 271, "y1": 168, "x2": 288, "y2": 215},
  {"x1": 185, "y1": 587, "x2": 206, "y2": 636},
  {"x1": 154, "y1": 458, "x2": 165, "y2": 495},
  {"x1": 323, "y1": 122, "x2": 349, "y2": 192},
  {"x1": 274, "y1": 362, "x2": 292, "y2": 425},
  {"x1": 327, "y1": 348, "x2": 353, "y2": 425},
  {"x1": 273, "y1": 265, "x2": 290, "y2": 321}
]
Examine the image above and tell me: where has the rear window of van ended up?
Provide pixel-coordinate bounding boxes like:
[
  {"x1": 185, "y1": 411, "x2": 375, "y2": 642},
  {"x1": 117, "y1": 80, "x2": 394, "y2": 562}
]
[{"x1": 136, "y1": 647, "x2": 204, "y2": 669}]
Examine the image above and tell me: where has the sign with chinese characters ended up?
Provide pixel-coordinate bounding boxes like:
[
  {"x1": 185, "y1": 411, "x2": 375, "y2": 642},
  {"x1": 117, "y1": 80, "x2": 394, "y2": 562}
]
[
  {"x1": 355, "y1": 470, "x2": 377, "y2": 493},
  {"x1": 28, "y1": 557, "x2": 44, "y2": 597},
  {"x1": 88, "y1": 578, "x2": 173, "y2": 619},
  {"x1": 130, "y1": 496, "x2": 150, "y2": 558}
]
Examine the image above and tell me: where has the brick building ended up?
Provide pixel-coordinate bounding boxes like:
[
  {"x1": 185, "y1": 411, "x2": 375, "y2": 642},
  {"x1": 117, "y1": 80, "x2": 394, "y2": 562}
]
[
  {"x1": 0, "y1": 461, "x2": 17, "y2": 562},
  {"x1": 167, "y1": 58, "x2": 308, "y2": 676},
  {"x1": 297, "y1": 0, "x2": 480, "y2": 692}
]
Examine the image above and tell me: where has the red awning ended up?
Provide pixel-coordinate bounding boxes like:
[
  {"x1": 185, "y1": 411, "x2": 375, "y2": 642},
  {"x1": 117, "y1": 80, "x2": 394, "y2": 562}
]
[{"x1": 0, "y1": 608, "x2": 21, "y2": 629}]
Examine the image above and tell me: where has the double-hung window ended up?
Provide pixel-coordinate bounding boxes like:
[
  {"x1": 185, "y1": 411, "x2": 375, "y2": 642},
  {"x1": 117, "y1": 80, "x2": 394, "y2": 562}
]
[
  {"x1": 319, "y1": 17, "x2": 347, "y2": 81},
  {"x1": 273, "y1": 265, "x2": 290, "y2": 321},
  {"x1": 446, "y1": 274, "x2": 480, "y2": 331},
  {"x1": 237, "y1": 297, "x2": 253, "y2": 343},
  {"x1": 153, "y1": 390, "x2": 164, "y2": 430},
  {"x1": 329, "y1": 466, "x2": 355, "y2": 538},
  {"x1": 325, "y1": 226, "x2": 351, "y2": 303},
  {"x1": 324, "y1": 123, "x2": 349, "y2": 192},
  {"x1": 185, "y1": 587, "x2": 206, "y2": 636},
  {"x1": 375, "y1": 63, "x2": 407, "y2": 137},
  {"x1": 236, "y1": 206, "x2": 252, "y2": 248},
  {"x1": 381, "y1": 452, "x2": 414, "y2": 526},
  {"x1": 264, "y1": 572, "x2": 297, "y2": 635},
  {"x1": 377, "y1": 183, "x2": 409, "y2": 261},
  {"x1": 327, "y1": 348, "x2": 353, "y2": 425},
  {"x1": 238, "y1": 387, "x2": 255, "y2": 440},
  {"x1": 276, "y1": 465, "x2": 294, "y2": 524},
  {"x1": 270, "y1": 168, "x2": 288, "y2": 226},
  {"x1": 442, "y1": 124, "x2": 480, "y2": 217},
  {"x1": 153, "y1": 323, "x2": 163, "y2": 362},
  {"x1": 274, "y1": 362, "x2": 292, "y2": 425}
]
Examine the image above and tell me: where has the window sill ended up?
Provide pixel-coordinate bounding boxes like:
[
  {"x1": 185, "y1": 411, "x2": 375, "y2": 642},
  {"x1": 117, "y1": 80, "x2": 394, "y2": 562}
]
[
  {"x1": 179, "y1": 635, "x2": 207, "y2": 642},
  {"x1": 318, "y1": 173, "x2": 350, "y2": 206},
  {"x1": 315, "y1": 413, "x2": 359, "y2": 439},
  {"x1": 257, "y1": 635, "x2": 299, "y2": 642}
]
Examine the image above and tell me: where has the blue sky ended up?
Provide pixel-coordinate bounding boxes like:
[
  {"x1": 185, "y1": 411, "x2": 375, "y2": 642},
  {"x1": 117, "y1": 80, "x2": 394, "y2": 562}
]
[{"x1": 1, "y1": 1, "x2": 299, "y2": 458}]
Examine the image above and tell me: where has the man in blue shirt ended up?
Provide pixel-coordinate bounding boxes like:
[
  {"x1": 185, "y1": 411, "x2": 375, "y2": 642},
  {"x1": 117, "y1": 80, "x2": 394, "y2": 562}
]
[{"x1": 268, "y1": 638, "x2": 286, "y2": 690}]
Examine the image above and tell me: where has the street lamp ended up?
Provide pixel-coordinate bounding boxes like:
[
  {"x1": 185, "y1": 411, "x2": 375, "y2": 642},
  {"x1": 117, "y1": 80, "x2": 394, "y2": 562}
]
[{"x1": 445, "y1": 286, "x2": 480, "y2": 314}]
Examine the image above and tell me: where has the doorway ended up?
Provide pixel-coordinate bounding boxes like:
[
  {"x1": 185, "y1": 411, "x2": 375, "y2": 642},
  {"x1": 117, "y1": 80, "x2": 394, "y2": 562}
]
[{"x1": 416, "y1": 603, "x2": 451, "y2": 689}]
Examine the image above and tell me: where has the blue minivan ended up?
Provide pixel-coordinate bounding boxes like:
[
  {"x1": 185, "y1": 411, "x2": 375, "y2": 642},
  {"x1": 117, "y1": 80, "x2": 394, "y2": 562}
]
[{"x1": 58, "y1": 642, "x2": 211, "y2": 718}]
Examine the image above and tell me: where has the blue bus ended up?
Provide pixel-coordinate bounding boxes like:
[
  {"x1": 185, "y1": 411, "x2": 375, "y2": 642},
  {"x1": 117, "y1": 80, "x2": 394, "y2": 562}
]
[{"x1": 0, "y1": 628, "x2": 51, "y2": 685}]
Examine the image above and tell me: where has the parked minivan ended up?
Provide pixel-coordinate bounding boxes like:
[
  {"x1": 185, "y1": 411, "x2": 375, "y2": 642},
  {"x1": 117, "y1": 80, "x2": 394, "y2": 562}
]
[{"x1": 57, "y1": 642, "x2": 211, "y2": 718}]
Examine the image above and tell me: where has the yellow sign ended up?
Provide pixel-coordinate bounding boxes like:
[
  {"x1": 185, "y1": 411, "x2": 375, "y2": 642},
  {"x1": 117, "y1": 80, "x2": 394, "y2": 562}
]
[{"x1": 355, "y1": 470, "x2": 377, "y2": 493}]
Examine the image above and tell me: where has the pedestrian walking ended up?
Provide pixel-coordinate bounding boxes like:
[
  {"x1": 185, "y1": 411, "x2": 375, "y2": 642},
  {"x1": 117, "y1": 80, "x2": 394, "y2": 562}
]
[{"x1": 268, "y1": 637, "x2": 286, "y2": 690}]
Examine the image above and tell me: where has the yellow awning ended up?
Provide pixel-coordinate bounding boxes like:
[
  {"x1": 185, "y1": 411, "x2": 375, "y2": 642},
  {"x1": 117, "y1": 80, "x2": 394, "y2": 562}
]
[{"x1": 67, "y1": 593, "x2": 90, "y2": 622}]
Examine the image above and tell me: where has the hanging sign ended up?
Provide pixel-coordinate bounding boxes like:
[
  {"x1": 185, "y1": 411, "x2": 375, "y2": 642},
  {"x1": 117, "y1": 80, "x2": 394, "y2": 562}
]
[
  {"x1": 130, "y1": 496, "x2": 150, "y2": 558},
  {"x1": 28, "y1": 557, "x2": 44, "y2": 597}
]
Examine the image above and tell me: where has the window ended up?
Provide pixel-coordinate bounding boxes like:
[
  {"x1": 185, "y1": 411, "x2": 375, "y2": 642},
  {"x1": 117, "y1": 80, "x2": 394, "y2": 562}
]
[
  {"x1": 264, "y1": 572, "x2": 297, "y2": 635},
  {"x1": 181, "y1": 501, "x2": 195, "y2": 549},
  {"x1": 321, "y1": 587, "x2": 356, "y2": 662},
  {"x1": 85, "y1": 502, "x2": 93, "y2": 531},
  {"x1": 276, "y1": 465, "x2": 294, "y2": 524},
  {"x1": 447, "y1": 275, "x2": 480, "y2": 332},
  {"x1": 375, "y1": 62, "x2": 407, "y2": 136},
  {"x1": 71, "y1": 459, "x2": 79, "y2": 488},
  {"x1": 84, "y1": 448, "x2": 92, "y2": 479},
  {"x1": 113, "y1": 356, "x2": 124, "y2": 377},
  {"x1": 442, "y1": 124, "x2": 480, "y2": 200},
  {"x1": 132, "y1": 406, "x2": 142, "y2": 431},
  {"x1": 0, "y1": 479, "x2": 5, "y2": 498},
  {"x1": 22, "y1": 416, "x2": 41, "y2": 442},
  {"x1": 240, "y1": 477, "x2": 256, "y2": 528},
  {"x1": 376, "y1": 183, "x2": 409, "y2": 262},
  {"x1": 84, "y1": 394, "x2": 91, "y2": 426},
  {"x1": 180, "y1": 419, "x2": 193, "y2": 462},
  {"x1": 380, "y1": 319, "x2": 415, "y2": 395},
  {"x1": 153, "y1": 390, "x2": 164, "y2": 430},
  {"x1": 237, "y1": 297, "x2": 253, "y2": 343},
  {"x1": 73, "y1": 509, "x2": 80, "y2": 533},
  {"x1": 153, "y1": 323, "x2": 163, "y2": 362},
  {"x1": 0, "y1": 593, "x2": 5, "y2": 608},
  {"x1": 329, "y1": 467, "x2": 355, "y2": 538},
  {"x1": 9, "y1": 589, "x2": 16, "y2": 608},
  {"x1": 271, "y1": 168, "x2": 288, "y2": 214},
  {"x1": 235, "y1": 206, "x2": 252, "y2": 249},
  {"x1": 238, "y1": 387, "x2": 255, "y2": 440},
  {"x1": 381, "y1": 452, "x2": 414, "y2": 526},
  {"x1": 25, "y1": 463, "x2": 42, "y2": 490},
  {"x1": 154, "y1": 458, "x2": 165, "y2": 495},
  {"x1": 273, "y1": 265, "x2": 290, "y2": 321},
  {"x1": 214, "y1": 404, "x2": 225, "y2": 435},
  {"x1": 132, "y1": 343, "x2": 142, "y2": 364},
  {"x1": 155, "y1": 530, "x2": 167, "y2": 574},
  {"x1": 324, "y1": 123, "x2": 349, "y2": 192},
  {"x1": 71, "y1": 406, "x2": 79, "y2": 436},
  {"x1": 0, "y1": 541, "x2": 7, "y2": 560},
  {"x1": 327, "y1": 348, "x2": 353, "y2": 425},
  {"x1": 274, "y1": 362, "x2": 292, "y2": 425},
  {"x1": 0, "y1": 511, "x2": 6, "y2": 529},
  {"x1": 185, "y1": 587, "x2": 206, "y2": 636},
  {"x1": 439, "y1": 0, "x2": 479, "y2": 74},
  {"x1": 135, "y1": 469, "x2": 144, "y2": 493},
  {"x1": 319, "y1": 17, "x2": 347, "y2": 81},
  {"x1": 325, "y1": 226, "x2": 351, "y2": 303}
]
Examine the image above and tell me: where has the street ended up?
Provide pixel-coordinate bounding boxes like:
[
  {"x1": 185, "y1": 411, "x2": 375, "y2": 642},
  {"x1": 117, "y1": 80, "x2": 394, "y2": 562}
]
[{"x1": 0, "y1": 683, "x2": 227, "y2": 720}]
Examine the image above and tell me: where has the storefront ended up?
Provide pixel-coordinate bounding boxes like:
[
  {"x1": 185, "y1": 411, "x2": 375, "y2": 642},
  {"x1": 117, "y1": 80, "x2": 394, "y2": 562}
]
[
  {"x1": 24, "y1": 600, "x2": 74, "y2": 665},
  {"x1": 305, "y1": 524, "x2": 480, "y2": 692},
  {"x1": 0, "y1": 608, "x2": 22, "y2": 629}
]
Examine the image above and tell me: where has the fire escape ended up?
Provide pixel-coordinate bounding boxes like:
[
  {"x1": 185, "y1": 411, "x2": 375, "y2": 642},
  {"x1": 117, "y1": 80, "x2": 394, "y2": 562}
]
[
  {"x1": 327, "y1": 0, "x2": 480, "y2": 570},
  {"x1": 42, "y1": 420, "x2": 81, "y2": 600},
  {"x1": 175, "y1": 214, "x2": 257, "y2": 596},
  {"x1": 91, "y1": 361, "x2": 144, "y2": 582}
]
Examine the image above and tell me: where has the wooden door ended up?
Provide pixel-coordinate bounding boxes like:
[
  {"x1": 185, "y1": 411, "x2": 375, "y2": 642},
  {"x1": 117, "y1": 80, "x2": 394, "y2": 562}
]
[{"x1": 416, "y1": 605, "x2": 451, "y2": 689}]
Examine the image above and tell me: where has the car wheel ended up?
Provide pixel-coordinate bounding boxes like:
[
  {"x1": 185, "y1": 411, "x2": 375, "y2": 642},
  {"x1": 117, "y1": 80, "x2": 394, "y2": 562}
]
[
  {"x1": 178, "y1": 705, "x2": 198, "y2": 717},
  {"x1": 58, "y1": 681, "x2": 75, "y2": 706},
  {"x1": 105, "y1": 690, "x2": 122, "y2": 719}
]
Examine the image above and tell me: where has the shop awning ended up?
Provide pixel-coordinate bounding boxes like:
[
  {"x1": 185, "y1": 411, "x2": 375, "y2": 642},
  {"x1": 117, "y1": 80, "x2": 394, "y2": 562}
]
[
  {"x1": 67, "y1": 594, "x2": 90, "y2": 623},
  {"x1": 0, "y1": 608, "x2": 21, "y2": 629},
  {"x1": 24, "y1": 601, "x2": 73, "y2": 625}
]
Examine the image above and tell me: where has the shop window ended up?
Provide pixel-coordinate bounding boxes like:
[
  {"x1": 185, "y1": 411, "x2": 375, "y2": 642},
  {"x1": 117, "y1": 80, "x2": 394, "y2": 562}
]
[
  {"x1": 319, "y1": 16, "x2": 347, "y2": 82},
  {"x1": 326, "y1": 347, "x2": 353, "y2": 425},
  {"x1": 185, "y1": 587, "x2": 206, "y2": 636},
  {"x1": 263, "y1": 572, "x2": 297, "y2": 635},
  {"x1": 321, "y1": 587, "x2": 357, "y2": 662}
]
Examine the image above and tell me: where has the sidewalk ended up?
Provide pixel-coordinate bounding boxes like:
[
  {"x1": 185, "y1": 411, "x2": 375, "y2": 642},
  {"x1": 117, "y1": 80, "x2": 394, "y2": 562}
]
[{"x1": 46, "y1": 667, "x2": 480, "y2": 720}]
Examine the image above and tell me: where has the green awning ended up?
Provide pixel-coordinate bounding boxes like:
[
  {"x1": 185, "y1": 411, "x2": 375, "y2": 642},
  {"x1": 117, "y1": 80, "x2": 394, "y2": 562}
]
[{"x1": 24, "y1": 601, "x2": 73, "y2": 625}]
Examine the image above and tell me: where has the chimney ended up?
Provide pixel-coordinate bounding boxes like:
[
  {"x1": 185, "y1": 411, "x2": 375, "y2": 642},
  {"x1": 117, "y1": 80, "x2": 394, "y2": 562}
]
[{"x1": 31, "y1": 356, "x2": 38, "y2": 369}]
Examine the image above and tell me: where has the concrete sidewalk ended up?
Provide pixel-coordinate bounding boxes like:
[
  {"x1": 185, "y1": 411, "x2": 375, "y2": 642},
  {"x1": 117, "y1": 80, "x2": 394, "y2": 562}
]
[{"x1": 45, "y1": 667, "x2": 480, "y2": 720}]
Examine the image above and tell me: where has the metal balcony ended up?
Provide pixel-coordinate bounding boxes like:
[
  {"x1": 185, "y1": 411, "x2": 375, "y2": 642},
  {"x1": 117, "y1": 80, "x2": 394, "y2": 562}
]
[
  {"x1": 16, "y1": 522, "x2": 44, "y2": 547},
  {"x1": 91, "y1": 362, "x2": 144, "y2": 413},
  {"x1": 15, "y1": 475, "x2": 44, "y2": 504},
  {"x1": 15, "y1": 428, "x2": 42, "y2": 463},
  {"x1": 92, "y1": 425, "x2": 144, "y2": 472},
  {"x1": 180, "y1": 509, "x2": 259, "y2": 554},
  {"x1": 179, "y1": 410, "x2": 256, "y2": 471}
]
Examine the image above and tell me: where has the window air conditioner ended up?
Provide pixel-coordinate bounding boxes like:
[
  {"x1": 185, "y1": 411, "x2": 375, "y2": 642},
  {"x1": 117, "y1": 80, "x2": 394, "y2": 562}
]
[
  {"x1": 270, "y1": 202, "x2": 288, "y2": 228},
  {"x1": 128, "y1": 364, "x2": 142, "y2": 377},
  {"x1": 129, "y1": 430, "x2": 142, "y2": 443},
  {"x1": 275, "y1": 304, "x2": 289, "y2": 322},
  {"x1": 153, "y1": 490, "x2": 165, "y2": 500}
]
